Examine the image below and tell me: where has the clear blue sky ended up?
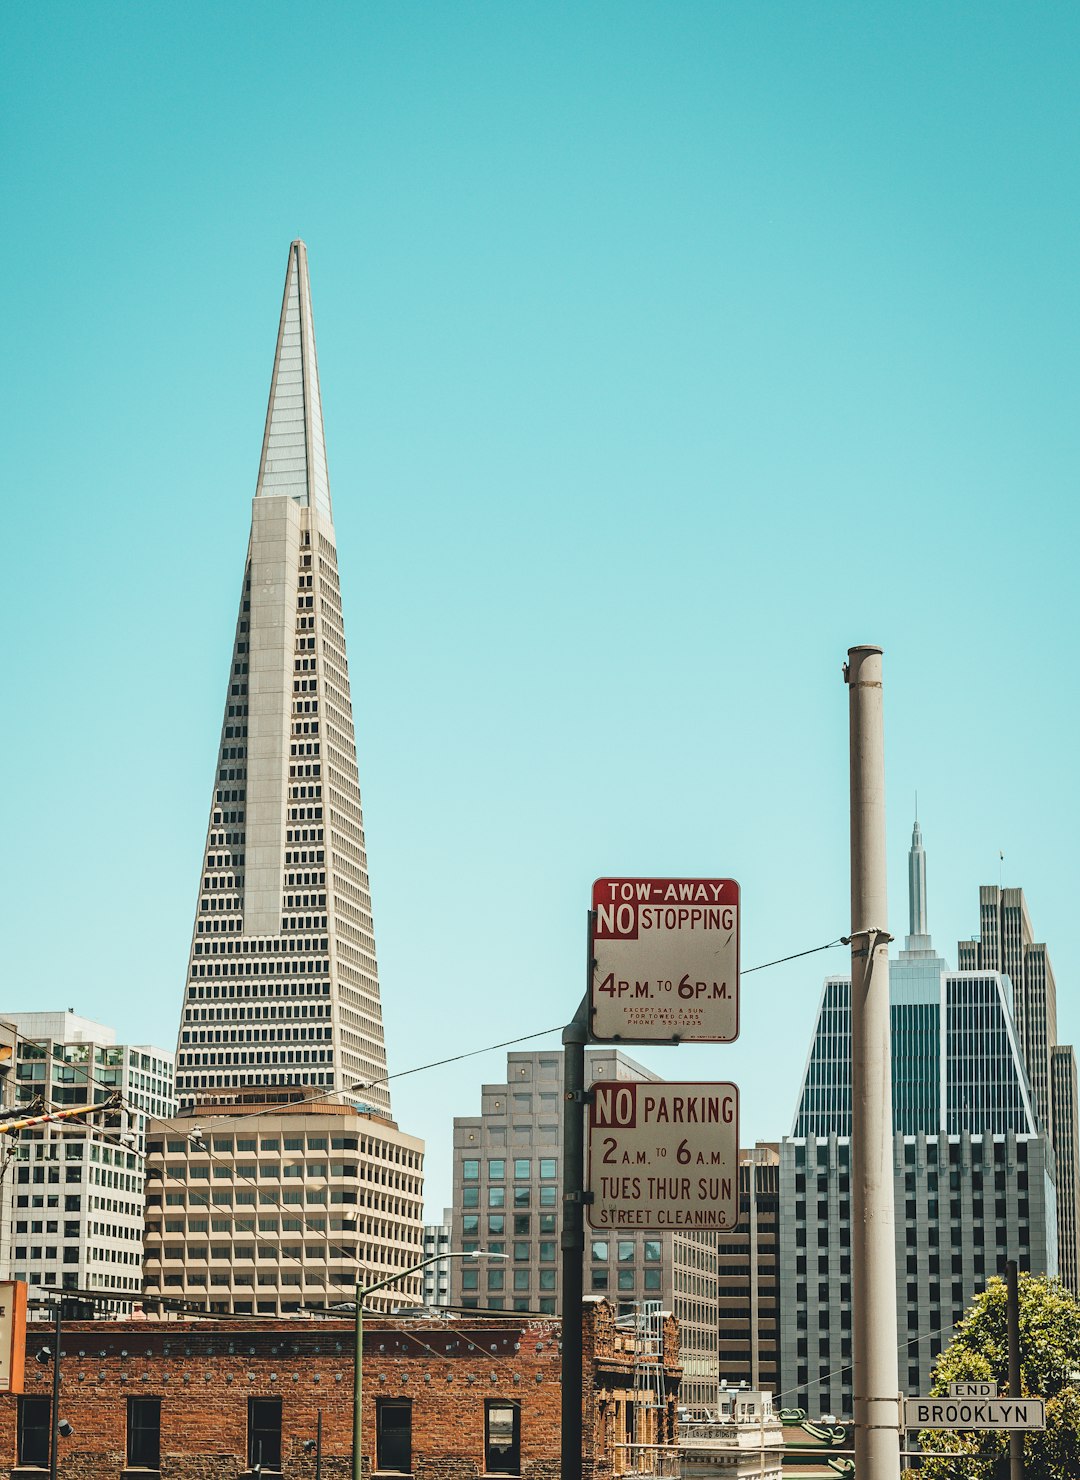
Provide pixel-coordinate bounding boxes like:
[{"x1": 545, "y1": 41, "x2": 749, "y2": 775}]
[{"x1": 5, "y1": 3, "x2": 1079, "y2": 1219}]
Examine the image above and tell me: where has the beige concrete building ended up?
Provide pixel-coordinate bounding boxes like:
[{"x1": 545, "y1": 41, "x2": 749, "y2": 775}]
[
  {"x1": 167, "y1": 242, "x2": 424, "y2": 1307},
  {"x1": 143, "y1": 1094, "x2": 423, "y2": 1316}
]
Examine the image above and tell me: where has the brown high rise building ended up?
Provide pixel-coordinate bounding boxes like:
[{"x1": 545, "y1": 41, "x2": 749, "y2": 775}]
[{"x1": 717, "y1": 1144, "x2": 780, "y2": 1392}]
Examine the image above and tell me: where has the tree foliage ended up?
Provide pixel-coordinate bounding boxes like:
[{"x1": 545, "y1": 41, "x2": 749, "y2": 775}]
[{"x1": 916, "y1": 1273, "x2": 1080, "y2": 1479}]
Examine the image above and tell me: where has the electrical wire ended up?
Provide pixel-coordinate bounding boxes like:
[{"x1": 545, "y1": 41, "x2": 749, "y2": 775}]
[
  {"x1": 5, "y1": 932, "x2": 848, "y2": 1320},
  {"x1": 177, "y1": 934, "x2": 848, "y2": 1126}
]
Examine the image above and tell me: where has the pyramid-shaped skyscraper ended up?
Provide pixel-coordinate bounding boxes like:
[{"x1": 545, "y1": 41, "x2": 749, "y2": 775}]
[{"x1": 174, "y1": 241, "x2": 389, "y2": 1113}]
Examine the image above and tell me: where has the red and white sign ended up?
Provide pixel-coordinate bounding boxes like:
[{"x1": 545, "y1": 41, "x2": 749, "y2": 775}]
[
  {"x1": 590, "y1": 878, "x2": 739, "y2": 1042},
  {"x1": 587, "y1": 1081, "x2": 739, "y2": 1230}
]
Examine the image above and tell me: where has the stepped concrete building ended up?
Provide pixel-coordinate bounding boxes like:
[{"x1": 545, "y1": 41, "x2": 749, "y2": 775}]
[
  {"x1": 158, "y1": 243, "x2": 424, "y2": 1315},
  {"x1": 449, "y1": 1050, "x2": 720, "y2": 1413},
  {"x1": 781, "y1": 822, "x2": 1059, "y2": 1419},
  {"x1": 958, "y1": 884, "x2": 1080, "y2": 1293},
  {"x1": 174, "y1": 240, "x2": 388, "y2": 1111}
]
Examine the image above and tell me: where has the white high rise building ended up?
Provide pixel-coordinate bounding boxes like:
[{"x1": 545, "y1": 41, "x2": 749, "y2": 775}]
[
  {"x1": 174, "y1": 240, "x2": 390, "y2": 1112},
  {"x1": 152, "y1": 243, "x2": 424, "y2": 1316},
  {"x1": 1, "y1": 1011, "x2": 174, "y2": 1309}
]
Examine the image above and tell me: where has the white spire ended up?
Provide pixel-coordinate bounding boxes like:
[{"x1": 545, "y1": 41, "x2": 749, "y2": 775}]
[
  {"x1": 909, "y1": 818, "x2": 928, "y2": 938},
  {"x1": 255, "y1": 240, "x2": 333, "y2": 523}
]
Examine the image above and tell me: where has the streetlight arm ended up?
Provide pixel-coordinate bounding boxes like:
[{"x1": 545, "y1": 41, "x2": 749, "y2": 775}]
[
  {"x1": 356, "y1": 1248, "x2": 507, "y2": 1305},
  {"x1": 352, "y1": 1249, "x2": 507, "y2": 1480}
]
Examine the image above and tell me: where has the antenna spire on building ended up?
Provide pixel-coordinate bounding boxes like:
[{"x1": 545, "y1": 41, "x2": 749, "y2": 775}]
[{"x1": 256, "y1": 239, "x2": 333, "y2": 523}]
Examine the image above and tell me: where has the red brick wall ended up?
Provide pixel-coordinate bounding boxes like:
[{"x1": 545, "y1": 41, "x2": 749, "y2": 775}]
[{"x1": 0, "y1": 1305, "x2": 679, "y2": 1479}]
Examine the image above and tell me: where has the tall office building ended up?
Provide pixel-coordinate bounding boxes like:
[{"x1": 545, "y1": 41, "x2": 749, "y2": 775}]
[
  {"x1": 449, "y1": 1050, "x2": 720, "y2": 1413},
  {"x1": 1, "y1": 1012, "x2": 174, "y2": 1308},
  {"x1": 781, "y1": 823, "x2": 1058, "y2": 1418},
  {"x1": 162, "y1": 243, "x2": 424, "y2": 1313},
  {"x1": 1051, "y1": 1047, "x2": 1080, "y2": 1293},
  {"x1": 958, "y1": 884, "x2": 1080, "y2": 1293},
  {"x1": 958, "y1": 887, "x2": 1057, "y2": 1136},
  {"x1": 716, "y1": 1144, "x2": 780, "y2": 1392},
  {"x1": 421, "y1": 1209, "x2": 453, "y2": 1307},
  {"x1": 174, "y1": 240, "x2": 389, "y2": 1112}
]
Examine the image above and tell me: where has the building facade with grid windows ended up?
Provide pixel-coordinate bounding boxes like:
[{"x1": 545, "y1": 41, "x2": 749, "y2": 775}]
[
  {"x1": 167, "y1": 242, "x2": 425, "y2": 1307},
  {"x1": 716, "y1": 1144, "x2": 779, "y2": 1393},
  {"x1": 142, "y1": 1097, "x2": 423, "y2": 1316},
  {"x1": 173, "y1": 241, "x2": 392, "y2": 1114},
  {"x1": 449, "y1": 1049, "x2": 719, "y2": 1412},
  {"x1": 958, "y1": 884, "x2": 1080, "y2": 1293},
  {"x1": 780, "y1": 823, "x2": 1059, "y2": 1419},
  {"x1": 0, "y1": 1012, "x2": 174, "y2": 1308}
]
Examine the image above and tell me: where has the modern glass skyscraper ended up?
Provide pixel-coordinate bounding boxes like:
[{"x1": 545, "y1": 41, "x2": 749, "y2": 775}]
[
  {"x1": 174, "y1": 241, "x2": 389, "y2": 1114},
  {"x1": 781, "y1": 822, "x2": 1058, "y2": 1418}
]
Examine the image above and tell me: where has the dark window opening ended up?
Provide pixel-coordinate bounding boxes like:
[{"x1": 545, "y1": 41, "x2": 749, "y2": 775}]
[
  {"x1": 128, "y1": 1395, "x2": 161, "y2": 1468},
  {"x1": 248, "y1": 1396, "x2": 282, "y2": 1471},
  {"x1": 18, "y1": 1395, "x2": 51, "y2": 1467},
  {"x1": 376, "y1": 1398, "x2": 412, "y2": 1472},
  {"x1": 485, "y1": 1400, "x2": 521, "y2": 1475}
]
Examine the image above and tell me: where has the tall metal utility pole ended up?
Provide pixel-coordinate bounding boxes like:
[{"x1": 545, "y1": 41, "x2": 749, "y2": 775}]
[
  {"x1": 844, "y1": 644, "x2": 900, "y2": 1479},
  {"x1": 560, "y1": 987, "x2": 591, "y2": 1480},
  {"x1": 1006, "y1": 1259, "x2": 1024, "y2": 1480}
]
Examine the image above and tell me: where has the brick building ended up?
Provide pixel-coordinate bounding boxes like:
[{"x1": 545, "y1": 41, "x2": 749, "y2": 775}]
[{"x1": 0, "y1": 1301, "x2": 680, "y2": 1478}]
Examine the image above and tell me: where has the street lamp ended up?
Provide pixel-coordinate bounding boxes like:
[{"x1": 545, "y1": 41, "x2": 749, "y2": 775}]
[
  {"x1": 351, "y1": 1249, "x2": 508, "y2": 1480},
  {"x1": 33, "y1": 1299, "x2": 64, "y2": 1480}
]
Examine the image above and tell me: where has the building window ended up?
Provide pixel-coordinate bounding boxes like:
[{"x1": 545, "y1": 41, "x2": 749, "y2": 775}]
[
  {"x1": 18, "y1": 1396, "x2": 50, "y2": 1467},
  {"x1": 128, "y1": 1396, "x2": 161, "y2": 1469},
  {"x1": 377, "y1": 1399, "x2": 412, "y2": 1473},
  {"x1": 485, "y1": 1401, "x2": 521, "y2": 1475},
  {"x1": 248, "y1": 1396, "x2": 282, "y2": 1471}
]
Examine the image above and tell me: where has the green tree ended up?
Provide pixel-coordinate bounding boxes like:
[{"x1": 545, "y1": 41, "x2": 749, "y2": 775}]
[{"x1": 916, "y1": 1273, "x2": 1080, "y2": 1479}]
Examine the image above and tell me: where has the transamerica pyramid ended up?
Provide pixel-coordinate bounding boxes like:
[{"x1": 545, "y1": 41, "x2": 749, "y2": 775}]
[{"x1": 174, "y1": 241, "x2": 390, "y2": 1113}]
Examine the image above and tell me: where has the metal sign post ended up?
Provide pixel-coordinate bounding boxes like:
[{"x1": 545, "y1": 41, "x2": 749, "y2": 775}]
[{"x1": 563, "y1": 887, "x2": 743, "y2": 1480}]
